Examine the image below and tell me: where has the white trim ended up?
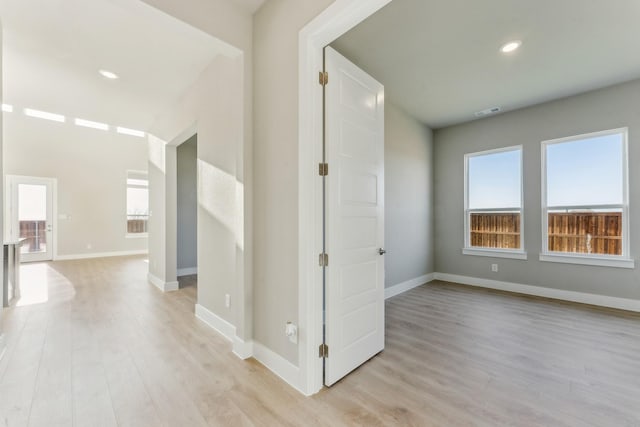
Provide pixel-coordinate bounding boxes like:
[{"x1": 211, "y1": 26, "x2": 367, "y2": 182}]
[
  {"x1": 252, "y1": 341, "x2": 304, "y2": 395},
  {"x1": 298, "y1": 0, "x2": 393, "y2": 397},
  {"x1": 177, "y1": 267, "x2": 198, "y2": 276},
  {"x1": 462, "y1": 248, "x2": 528, "y2": 260},
  {"x1": 195, "y1": 303, "x2": 254, "y2": 360},
  {"x1": 464, "y1": 146, "x2": 524, "y2": 252},
  {"x1": 6, "y1": 175, "x2": 58, "y2": 261},
  {"x1": 232, "y1": 337, "x2": 254, "y2": 360},
  {"x1": 125, "y1": 233, "x2": 148, "y2": 239},
  {"x1": 539, "y1": 253, "x2": 635, "y2": 269},
  {"x1": 434, "y1": 272, "x2": 640, "y2": 313},
  {"x1": 55, "y1": 249, "x2": 148, "y2": 261},
  {"x1": 541, "y1": 127, "x2": 630, "y2": 259},
  {"x1": 385, "y1": 273, "x2": 434, "y2": 299},
  {"x1": 195, "y1": 303, "x2": 235, "y2": 341},
  {"x1": 148, "y1": 272, "x2": 179, "y2": 292}
]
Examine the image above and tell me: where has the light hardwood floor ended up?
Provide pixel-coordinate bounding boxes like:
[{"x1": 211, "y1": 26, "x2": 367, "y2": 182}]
[{"x1": 1, "y1": 256, "x2": 639, "y2": 426}]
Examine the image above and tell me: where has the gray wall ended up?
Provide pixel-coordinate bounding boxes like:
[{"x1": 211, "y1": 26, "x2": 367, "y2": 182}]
[
  {"x1": 253, "y1": 0, "x2": 336, "y2": 365},
  {"x1": 385, "y1": 102, "x2": 434, "y2": 287},
  {"x1": 434, "y1": 79, "x2": 640, "y2": 301},
  {"x1": 177, "y1": 134, "x2": 197, "y2": 272}
]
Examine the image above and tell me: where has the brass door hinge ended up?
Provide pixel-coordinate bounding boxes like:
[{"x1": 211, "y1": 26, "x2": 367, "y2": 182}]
[
  {"x1": 319, "y1": 163, "x2": 328, "y2": 176},
  {"x1": 319, "y1": 343, "x2": 329, "y2": 358},
  {"x1": 319, "y1": 71, "x2": 328, "y2": 86},
  {"x1": 319, "y1": 253, "x2": 328, "y2": 267}
]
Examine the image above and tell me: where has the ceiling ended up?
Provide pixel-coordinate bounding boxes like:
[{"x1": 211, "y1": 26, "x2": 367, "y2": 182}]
[
  {"x1": 1, "y1": 0, "x2": 228, "y2": 132},
  {"x1": 332, "y1": 0, "x2": 640, "y2": 129}
]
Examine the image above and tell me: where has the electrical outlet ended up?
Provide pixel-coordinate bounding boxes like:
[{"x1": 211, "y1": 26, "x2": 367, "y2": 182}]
[
  {"x1": 285, "y1": 322, "x2": 298, "y2": 344},
  {"x1": 87, "y1": 243, "x2": 92, "y2": 250},
  {"x1": 225, "y1": 294, "x2": 230, "y2": 308},
  {"x1": 491, "y1": 263, "x2": 498, "y2": 272}
]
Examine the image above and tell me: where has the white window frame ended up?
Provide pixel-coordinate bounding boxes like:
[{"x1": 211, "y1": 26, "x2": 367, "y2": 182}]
[
  {"x1": 463, "y1": 145, "x2": 526, "y2": 260},
  {"x1": 126, "y1": 170, "x2": 149, "y2": 238},
  {"x1": 540, "y1": 127, "x2": 633, "y2": 269}
]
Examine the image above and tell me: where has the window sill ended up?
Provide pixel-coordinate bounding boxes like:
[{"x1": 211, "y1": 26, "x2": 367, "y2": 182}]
[
  {"x1": 539, "y1": 253, "x2": 635, "y2": 269},
  {"x1": 126, "y1": 233, "x2": 148, "y2": 239},
  {"x1": 462, "y1": 248, "x2": 527, "y2": 260}
]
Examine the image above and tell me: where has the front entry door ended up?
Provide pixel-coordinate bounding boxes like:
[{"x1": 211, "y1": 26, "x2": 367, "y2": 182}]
[
  {"x1": 7, "y1": 176, "x2": 54, "y2": 262},
  {"x1": 324, "y1": 47, "x2": 385, "y2": 386}
]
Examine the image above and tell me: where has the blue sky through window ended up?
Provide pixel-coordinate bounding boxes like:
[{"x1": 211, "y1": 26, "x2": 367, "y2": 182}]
[
  {"x1": 546, "y1": 133, "x2": 623, "y2": 206},
  {"x1": 468, "y1": 148, "x2": 521, "y2": 209}
]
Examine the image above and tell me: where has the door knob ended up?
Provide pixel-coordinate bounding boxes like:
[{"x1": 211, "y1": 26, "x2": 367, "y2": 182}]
[{"x1": 378, "y1": 248, "x2": 386, "y2": 255}]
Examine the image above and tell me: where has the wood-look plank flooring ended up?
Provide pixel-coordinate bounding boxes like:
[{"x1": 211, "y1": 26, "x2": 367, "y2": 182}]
[{"x1": 1, "y1": 256, "x2": 639, "y2": 426}]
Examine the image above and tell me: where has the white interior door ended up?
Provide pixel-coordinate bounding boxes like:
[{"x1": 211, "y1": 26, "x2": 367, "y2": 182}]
[
  {"x1": 7, "y1": 176, "x2": 54, "y2": 262},
  {"x1": 324, "y1": 47, "x2": 385, "y2": 386}
]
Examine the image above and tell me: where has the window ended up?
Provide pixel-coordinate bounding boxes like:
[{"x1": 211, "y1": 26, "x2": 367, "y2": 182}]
[
  {"x1": 464, "y1": 146, "x2": 525, "y2": 259},
  {"x1": 541, "y1": 128, "x2": 631, "y2": 267},
  {"x1": 126, "y1": 171, "x2": 149, "y2": 236}
]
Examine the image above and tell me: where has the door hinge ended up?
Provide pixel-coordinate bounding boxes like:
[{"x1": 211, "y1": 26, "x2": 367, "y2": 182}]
[
  {"x1": 319, "y1": 71, "x2": 328, "y2": 86},
  {"x1": 319, "y1": 253, "x2": 329, "y2": 267},
  {"x1": 319, "y1": 343, "x2": 329, "y2": 358},
  {"x1": 318, "y1": 162, "x2": 328, "y2": 176}
]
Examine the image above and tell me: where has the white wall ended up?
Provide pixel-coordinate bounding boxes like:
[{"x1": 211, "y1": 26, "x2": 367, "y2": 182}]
[
  {"x1": 253, "y1": 0, "x2": 335, "y2": 365},
  {"x1": 177, "y1": 134, "x2": 197, "y2": 273},
  {"x1": 433, "y1": 79, "x2": 640, "y2": 301},
  {"x1": 3, "y1": 111, "x2": 148, "y2": 258},
  {"x1": 384, "y1": 102, "x2": 434, "y2": 287}
]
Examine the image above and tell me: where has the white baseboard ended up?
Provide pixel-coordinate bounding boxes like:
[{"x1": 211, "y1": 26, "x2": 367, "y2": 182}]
[
  {"x1": 385, "y1": 273, "x2": 435, "y2": 299},
  {"x1": 148, "y1": 273, "x2": 179, "y2": 292},
  {"x1": 233, "y1": 337, "x2": 254, "y2": 360},
  {"x1": 177, "y1": 267, "x2": 198, "y2": 277},
  {"x1": 194, "y1": 304, "x2": 254, "y2": 359},
  {"x1": 55, "y1": 249, "x2": 148, "y2": 261},
  {"x1": 194, "y1": 304, "x2": 235, "y2": 341},
  {"x1": 194, "y1": 304, "x2": 301, "y2": 391},
  {"x1": 434, "y1": 272, "x2": 640, "y2": 313},
  {"x1": 252, "y1": 341, "x2": 303, "y2": 394}
]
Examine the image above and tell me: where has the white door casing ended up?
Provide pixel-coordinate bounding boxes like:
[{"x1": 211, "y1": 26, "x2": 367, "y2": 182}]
[
  {"x1": 324, "y1": 47, "x2": 385, "y2": 386},
  {"x1": 6, "y1": 175, "x2": 55, "y2": 262}
]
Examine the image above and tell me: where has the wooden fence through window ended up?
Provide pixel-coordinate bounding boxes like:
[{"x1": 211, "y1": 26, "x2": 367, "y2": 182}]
[
  {"x1": 470, "y1": 213, "x2": 520, "y2": 249},
  {"x1": 547, "y1": 211, "x2": 621, "y2": 255},
  {"x1": 470, "y1": 212, "x2": 622, "y2": 255}
]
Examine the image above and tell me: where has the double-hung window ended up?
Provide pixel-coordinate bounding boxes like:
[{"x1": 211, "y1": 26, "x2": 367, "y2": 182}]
[
  {"x1": 126, "y1": 171, "x2": 149, "y2": 236},
  {"x1": 541, "y1": 128, "x2": 632, "y2": 268},
  {"x1": 464, "y1": 146, "x2": 525, "y2": 259}
]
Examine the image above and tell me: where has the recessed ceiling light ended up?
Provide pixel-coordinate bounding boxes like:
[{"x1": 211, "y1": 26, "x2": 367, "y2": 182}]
[
  {"x1": 116, "y1": 126, "x2": 145, "y2": 138},
  {"x1": 2, "y1": 104, "x2": 14, "y2": 112},
  {"x1": 500, "y1": 40, "x2": 522, "y2": 54},
  {"x1": 99, "y1": 69, "x2": 119, "y2": 79},
  {"x1": 24, "y1": 108, "x2": 65, "y2": 123},
  {"x1": 75, "y1": 118, "x2": 109, "y2": 131}
]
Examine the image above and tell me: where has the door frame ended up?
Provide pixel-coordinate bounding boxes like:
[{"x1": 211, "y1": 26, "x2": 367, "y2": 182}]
[
  {"x1": 297, "y1": 0, "x2": 393, "y2": 396},
  {"x1": 5, "y1": 175, "x2": 58, "y2": 261}
]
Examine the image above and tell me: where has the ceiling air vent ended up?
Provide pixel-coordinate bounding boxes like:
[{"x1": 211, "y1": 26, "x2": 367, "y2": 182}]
[{"x1": 474, "y1": 107, "x2": 501, "y2": 117}]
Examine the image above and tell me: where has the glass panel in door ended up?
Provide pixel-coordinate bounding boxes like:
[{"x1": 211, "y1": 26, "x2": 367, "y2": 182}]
[{"x1": 18, "y1": 184, "x2": 48, "y2": 256}]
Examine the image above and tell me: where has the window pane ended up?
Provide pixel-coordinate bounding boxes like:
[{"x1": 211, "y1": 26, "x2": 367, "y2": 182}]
[
  {"x1": 127, "y1": 187, "x2": 149, "y2": 216},
  {"x1": 547, "y1": 209, "x2": 622, "y2": 255},
  {"x1": 468, "y1": 149, "x2": 521, "y2": 209},
  {"x1": 470, "y1": 212, "x2": 521, "y2": 249},
  {"x1": 546, "y1": 133, "x2": 623, "y2": 206}
]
